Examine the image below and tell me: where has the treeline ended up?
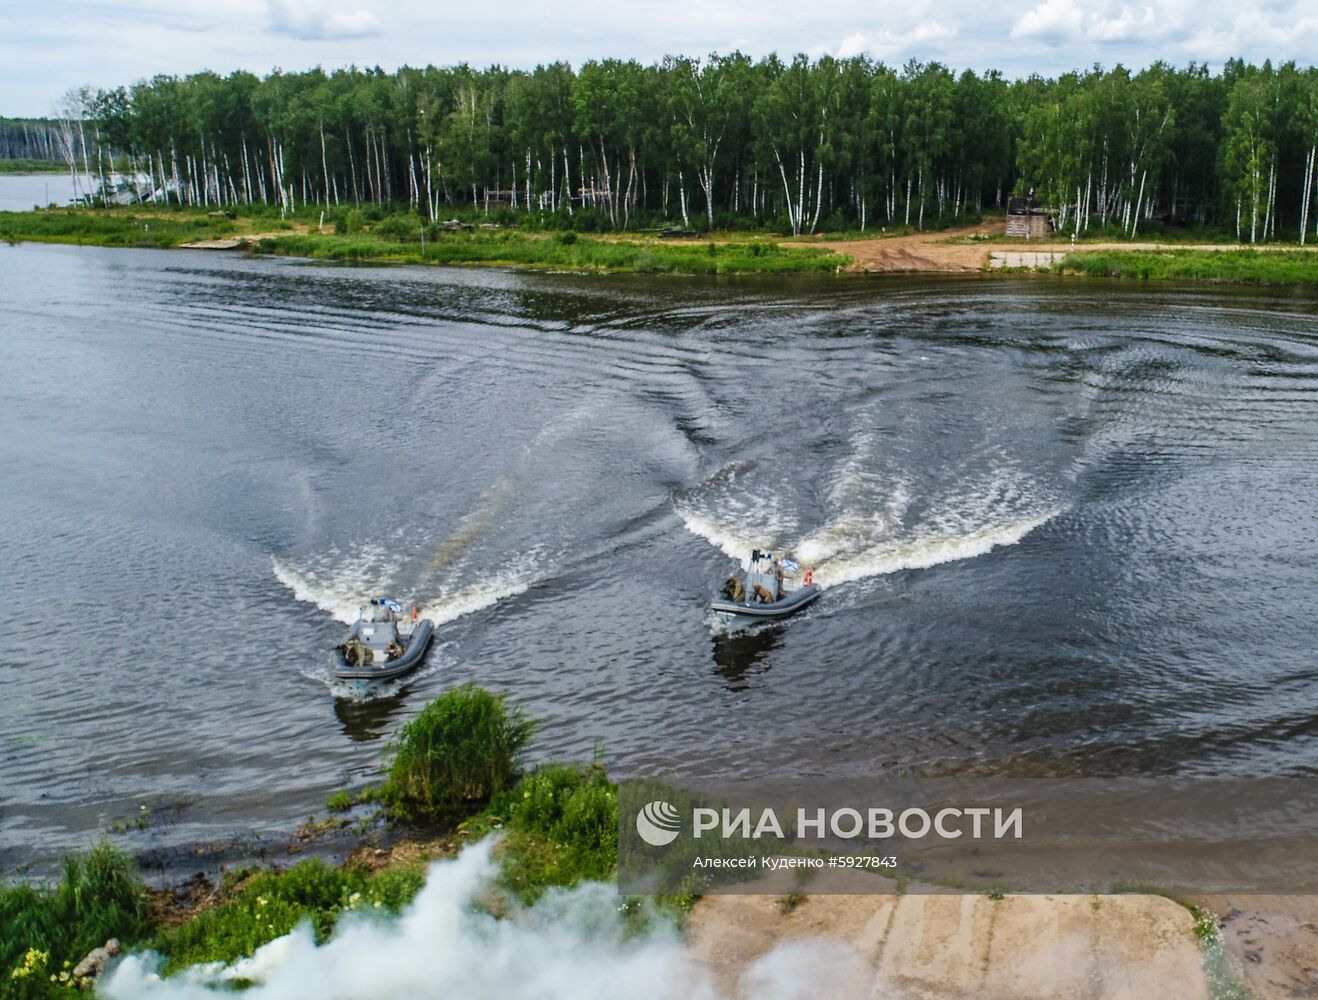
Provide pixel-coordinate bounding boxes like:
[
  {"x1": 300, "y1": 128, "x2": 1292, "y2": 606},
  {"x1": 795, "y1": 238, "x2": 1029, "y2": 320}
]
[
  {"x1": 53, "y1": 57, "x2": 1318, "y2": 241},
  {"x1": 0, "y1": 117, "x2": 64, "y2": 162}
]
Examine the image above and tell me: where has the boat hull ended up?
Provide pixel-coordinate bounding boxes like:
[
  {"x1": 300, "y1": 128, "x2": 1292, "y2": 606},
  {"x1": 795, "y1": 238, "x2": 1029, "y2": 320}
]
[
  {"x1": 333, "y1": 619, "x2": 434, "y2": 681},
  {"x1": 711, "y1": 584, "x2": 821, "y2": 621}
]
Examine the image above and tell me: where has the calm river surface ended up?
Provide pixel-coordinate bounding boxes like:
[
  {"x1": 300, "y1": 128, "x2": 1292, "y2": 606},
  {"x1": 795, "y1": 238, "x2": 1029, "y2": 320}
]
[
  {"x1": 2, "y1": 242, "x2": 1317, "y2": 872},
  {"x1": 0, "y1": 173, "x2": 94, "y2": 213}
]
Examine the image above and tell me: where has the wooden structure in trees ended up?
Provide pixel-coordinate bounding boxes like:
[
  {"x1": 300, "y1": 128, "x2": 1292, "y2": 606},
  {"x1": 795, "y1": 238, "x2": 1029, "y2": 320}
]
[{"x1": 1006, "y1": 196, "x2": 1054, "y2": 238}]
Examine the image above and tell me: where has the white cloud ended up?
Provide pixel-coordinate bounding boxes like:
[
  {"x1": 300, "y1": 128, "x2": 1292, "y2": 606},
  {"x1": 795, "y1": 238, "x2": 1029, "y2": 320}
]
[
  {"x1": 3, "y1": 0, "x2": 1318, "y2": 115},
  {"x1": 1011, "y1": 0, "x2": 1179, "y2": 44},
  {"x1": 1174, "y1": 3, "x2": 1318, "y2": 60},
  {"x1": 836, "y1": 22, "x2": 957, "y2": 59},
  {"x1": 1088, "y1": 5, "x2": 1159, "y2": 41},
  {"x1": 267, "y1": 0, "x2": 381, "y2": 40},
  {"x1": 1011, "y1": 0, "x2": 1085, "y2": 41}
]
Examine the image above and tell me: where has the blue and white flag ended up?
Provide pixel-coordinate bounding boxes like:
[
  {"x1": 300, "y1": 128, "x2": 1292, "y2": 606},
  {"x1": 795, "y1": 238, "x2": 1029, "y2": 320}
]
[
  {"x1": 380, "y1": 597, "x2": 402, "y2": 612},
  {"x1": 781, "y1": 558, "x2": 799, "y2": 572}
]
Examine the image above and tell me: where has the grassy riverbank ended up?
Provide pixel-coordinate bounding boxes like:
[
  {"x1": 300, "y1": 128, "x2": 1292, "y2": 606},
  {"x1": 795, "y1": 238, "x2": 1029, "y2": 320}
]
[
  {"x1": 251, "y1": 230, "x2": 843, "y2": 274},
  {"x1": 0, "y1": 686, "x2": 631, "y2": 996},
  {"x1": 1062, "y1": 248, "x2": 1318, "y2": 284},
  {"x1": 0, "y1": 208, "x2": 239, "y2": 248},
  {"x1": 8, "y1": 206, "x2": 1318, "y2": 284},
  {"x1": 0, "y1": 159, "x2": 66, "y2": 174},
  {"x1": 0, "y1": 206, "x2": 848, "y2": 274}
]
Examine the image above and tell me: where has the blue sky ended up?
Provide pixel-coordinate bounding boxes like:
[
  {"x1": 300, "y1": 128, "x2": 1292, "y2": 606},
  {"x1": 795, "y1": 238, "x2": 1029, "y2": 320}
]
[{"x1": 3, "y1": 0, "x2": 1317, "y2": 115}]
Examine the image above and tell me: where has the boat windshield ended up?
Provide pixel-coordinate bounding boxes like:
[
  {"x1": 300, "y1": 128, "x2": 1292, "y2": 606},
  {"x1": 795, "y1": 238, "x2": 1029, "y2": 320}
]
[
  {"x1": 744, "y1": 550, "x2": 806, "y2": 602},
  {"x1": 366, "y1": 598, "x2": 402, "y2": 623}
]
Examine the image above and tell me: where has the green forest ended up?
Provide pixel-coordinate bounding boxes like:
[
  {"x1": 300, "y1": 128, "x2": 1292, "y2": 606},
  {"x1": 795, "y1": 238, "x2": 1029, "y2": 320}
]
[{"x1": 25, "y1": 56, "x2": 1318, "y2": 242}]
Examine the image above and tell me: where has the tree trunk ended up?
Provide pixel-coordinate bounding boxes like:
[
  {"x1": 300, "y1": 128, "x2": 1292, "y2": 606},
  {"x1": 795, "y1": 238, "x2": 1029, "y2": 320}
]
[
  {"x1": 1301, "y1": 144, "x2": 1316, "y2": 246},
  {"x1": 1130, "y1": 169, "x2": 1147, "y2": 238},
  {"x1": 319, "y1": 120, "x2": 330, "y2": 208}
]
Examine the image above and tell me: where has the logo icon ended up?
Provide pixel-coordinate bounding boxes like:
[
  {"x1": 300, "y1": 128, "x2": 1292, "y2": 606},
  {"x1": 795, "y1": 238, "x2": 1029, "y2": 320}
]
[{"x1": 636, "y1": 800, "x2": 682, "y2": 847}]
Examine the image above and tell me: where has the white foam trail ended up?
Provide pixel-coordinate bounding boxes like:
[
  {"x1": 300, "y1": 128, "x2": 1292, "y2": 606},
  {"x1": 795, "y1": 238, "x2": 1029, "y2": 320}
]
[
  {"x1": 813, "y1": 509, "x2": 1061, "y2": 589},
  {"x1": 680, "y1": 439, "x2": 1062, "y2": 591},
  {"x1": 273, "y1": 555, "x2": 382, "y2": 624},
  {"x1": 414, "y1": 570, "x2": 532, "y2": 627},
  {"x1": 274, "y1": 553, "x2": 536, "y2": 627},
  {"x1": 677, "y1": 509, "x2": 769, "y2": 567}
]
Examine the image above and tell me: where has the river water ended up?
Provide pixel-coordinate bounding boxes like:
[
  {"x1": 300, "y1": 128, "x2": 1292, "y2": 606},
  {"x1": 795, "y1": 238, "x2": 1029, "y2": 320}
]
[
  {"x1": 0, "y1": 172, "x2": 95, "y2": 213},
  {"x1": 2, "y1": 241, "x2": 1317, "y2": 872}
]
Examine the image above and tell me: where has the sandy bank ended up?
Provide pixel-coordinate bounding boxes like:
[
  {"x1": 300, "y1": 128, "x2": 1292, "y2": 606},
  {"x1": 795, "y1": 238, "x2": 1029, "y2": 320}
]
[
  {"x1": 801, "y1": 224, "x2": 1318, "y2": 273},
  {"x1": 686, "y1": 890, "x2": 1209, "y2": 999}
]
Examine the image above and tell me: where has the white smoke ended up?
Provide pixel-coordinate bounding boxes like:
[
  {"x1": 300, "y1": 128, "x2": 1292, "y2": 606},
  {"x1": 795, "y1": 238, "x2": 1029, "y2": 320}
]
[{"x1": 101, "y1": 839, "x2": 869, "y2": 1000}]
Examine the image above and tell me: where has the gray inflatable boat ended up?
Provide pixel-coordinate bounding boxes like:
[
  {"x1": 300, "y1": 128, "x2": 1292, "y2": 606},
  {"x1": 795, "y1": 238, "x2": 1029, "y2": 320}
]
[
  {"x1": 711, "y1": 549, "x2": 821, "y2": 623},
  {"x1": 333, "y1": 598, "x2": 434, "y2": 682}
]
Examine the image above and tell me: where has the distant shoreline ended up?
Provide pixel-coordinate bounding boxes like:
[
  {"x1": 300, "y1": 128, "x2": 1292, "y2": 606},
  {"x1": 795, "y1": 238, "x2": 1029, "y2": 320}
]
[
  {"x1": 0, "y1": 160, "x2": 65, "y2": 174},
  {"x1": 4, "y1": 207, "x2": 1318, "y2": 284}
]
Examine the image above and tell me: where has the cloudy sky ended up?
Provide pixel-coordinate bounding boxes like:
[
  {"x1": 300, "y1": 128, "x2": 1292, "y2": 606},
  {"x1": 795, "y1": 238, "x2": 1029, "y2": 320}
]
[{"x1": 3, "y1": 0, "x2": 1316, "y2": 115}]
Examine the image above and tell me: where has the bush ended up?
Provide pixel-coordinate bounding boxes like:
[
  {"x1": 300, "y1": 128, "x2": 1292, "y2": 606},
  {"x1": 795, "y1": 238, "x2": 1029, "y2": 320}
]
[
  {"x1": 374, "y1": 214, "x2": 422, "y2": 242},
  {"x1": 380, "y1": 685, "x2": 537, "y2": 823},
  {"x1": 333, "y1": 208, "x2": 365, "y2": 234},
  {"x1": 486, "y1": 764, "x2": 618, "y2": 901},
  {"x1": 1, "y1": 841, "x2": 152, "y2": 992}
]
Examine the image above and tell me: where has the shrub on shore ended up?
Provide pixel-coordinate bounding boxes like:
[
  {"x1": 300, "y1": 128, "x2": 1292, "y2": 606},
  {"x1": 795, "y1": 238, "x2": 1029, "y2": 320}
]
[
  {"x1": 380, "y1": 684, "x2": 537, "y2": 823},
  {"x1": 1, "y1": 841, "x2": 151, "y2": 995},
  {"x1": 487, "y1": 763, "x2": 619, "y2": 900}
]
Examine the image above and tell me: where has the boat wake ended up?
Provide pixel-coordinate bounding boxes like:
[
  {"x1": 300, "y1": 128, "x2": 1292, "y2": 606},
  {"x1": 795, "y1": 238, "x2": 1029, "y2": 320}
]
[
  {"x1": 272, "y1": 553, "x2": 536, "y2": 627},
  {"x1": 678, "y1": 457, "x2": 1064, "y2": 591},
  {"x1": 805, "y1": 509, "x2": 1060, "y2": 588},
  {"x1": 675, "y1": 462, "x2": 798, "y2": 567}
]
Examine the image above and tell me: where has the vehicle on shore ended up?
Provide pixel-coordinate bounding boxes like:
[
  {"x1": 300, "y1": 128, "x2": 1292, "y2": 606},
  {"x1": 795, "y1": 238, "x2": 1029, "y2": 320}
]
[
  {"x1": 333, "y1": 598, "x2": 434, "y2": 683},
  {"x1": 711, "y1": 549, "x2": 820, "y2": 624}
]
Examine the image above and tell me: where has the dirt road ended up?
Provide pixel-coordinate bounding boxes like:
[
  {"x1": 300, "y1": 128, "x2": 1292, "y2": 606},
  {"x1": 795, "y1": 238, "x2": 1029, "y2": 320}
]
[{"x1": 799, "y1": 224, "x2": 1318, "y2": 273}]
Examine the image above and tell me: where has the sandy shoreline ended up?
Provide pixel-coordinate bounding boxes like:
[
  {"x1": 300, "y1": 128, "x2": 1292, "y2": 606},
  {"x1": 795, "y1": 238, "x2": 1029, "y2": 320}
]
[
  {"x1": 794, "y1": 224, "x2": 1318, "y2": 273},
  {"x1": 685, "y1": 886, "x2": 1318, "y2": 998}
]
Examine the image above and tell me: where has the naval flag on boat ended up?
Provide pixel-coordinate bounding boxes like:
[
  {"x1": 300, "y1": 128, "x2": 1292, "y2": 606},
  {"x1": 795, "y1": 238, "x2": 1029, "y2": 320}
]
[
  {"x1": 781, "y1": 558, "x2": 799, "y2": 572},
  {"x1": 380, "y1": 597, "x2": 402, "y2": 612}
]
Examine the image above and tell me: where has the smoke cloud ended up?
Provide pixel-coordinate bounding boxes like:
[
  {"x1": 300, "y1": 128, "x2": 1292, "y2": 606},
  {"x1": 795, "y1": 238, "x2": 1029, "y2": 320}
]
[{"x1": 101, "y1": 839, "x2": 862, "y2": 1000}]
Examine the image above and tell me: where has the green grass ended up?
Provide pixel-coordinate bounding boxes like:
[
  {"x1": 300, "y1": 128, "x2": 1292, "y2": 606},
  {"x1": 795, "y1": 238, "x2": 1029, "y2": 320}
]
[
  {"x1": 253, "y1": 229, "x2": 848, "y2": 274},
  {"x1": 155, "y1": 761, "x2": 622, "y2": 972},
  {"x1": 380, "y1": 684, "x2": 537, "y2": 824},
  {"x1": 1, "y1": 841, "x2": 152, "y2": 996},
  {"x1": 149, "y1": 860, "x2": 426, "y2": 975},
  {"x1": 1064, "y1": 248, "x2": 1318, "y2": 284},
  {"x1": 0, "y1": 159, "x2": 66, "y2": 174},
  {"x1": 0, "y1": 206, "x2": 849, "y2": 273},
  {"x1": 476, "y1": 763, "x2": 619, "y2": 902},
  {"x1": 1176, "y1": 902, "x2": 1250, "y2": 1000},
  {"x1": 0, "y1": 208, "x2": 237, "y2": 248}
]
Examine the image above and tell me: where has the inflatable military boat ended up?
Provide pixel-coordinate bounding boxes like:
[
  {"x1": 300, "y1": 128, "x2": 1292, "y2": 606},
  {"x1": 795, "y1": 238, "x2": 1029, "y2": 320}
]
[
  {"x1": 333, "y1": 598, "x2": 434, "y2": 682},
  {"x1": 711, "y1": 549, "x2": 820, "y2": 623}
]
